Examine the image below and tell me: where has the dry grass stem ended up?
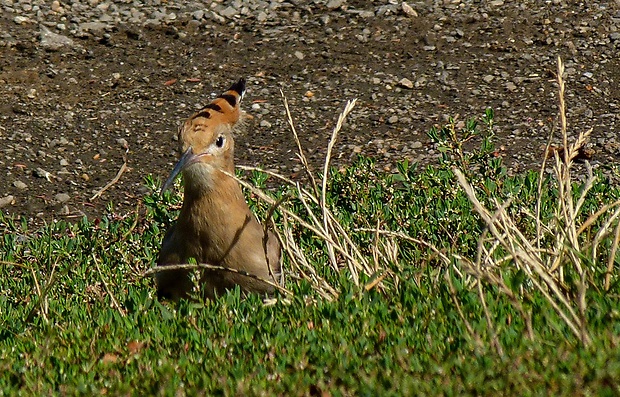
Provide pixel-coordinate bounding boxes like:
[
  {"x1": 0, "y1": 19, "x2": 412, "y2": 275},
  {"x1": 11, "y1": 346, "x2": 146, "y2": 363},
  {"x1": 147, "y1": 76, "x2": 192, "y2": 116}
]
[
  {"x1": 320, "y1": 99, "x2": 357, "y2": 278},
  {"x1": 25, "y1": 260, "x2": 59, "y2": 324},
  {"x1": 90, "y1": 147, "x2": 129, "y2": 201},
  {"x1": 454, "y1": 167, "x2": 590, "y2": 345},
  {"x1": 145, "y1": 263, "x2": 293, "y2": 297},
  {"x1": 222, "y1": 97, "x2": 390, "y2": 298},
  {"x1": 93, "y1": 254, "x2": 126, "y2": 316},
  {"x1": 445, "y1": 56, "x2": 618, "y2": 347},
  {"x1": 606, "y1": 221, "x2": 620, "y2": 290},
  {"x1": 445, "y1": 272, "x2": 485, "y2": 351},
  {"x1": 280, "y1": 90, "x2": 319, "y2": 197}
]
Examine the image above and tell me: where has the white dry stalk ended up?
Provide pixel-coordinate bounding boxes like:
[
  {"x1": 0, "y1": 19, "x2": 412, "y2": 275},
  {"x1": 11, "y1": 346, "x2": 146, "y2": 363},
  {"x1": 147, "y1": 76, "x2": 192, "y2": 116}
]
[
  {"x1": 606, "y1": 220, "x2": 620, "y2": 290},
  {"x1": 453, "y1": 167, "x2": 591, "y2": 345},
  {"x1": 237, "y1": 165, "x2": 318, "y2": 204},
  {"x1": 280, "y1": 90, "x2": 319, "y2": 196},
  {"x1": 592, "y1": 205, "x2": 620, "y2": 266},
  {"x1": 449, "y1": 56, "x2": 620, "y2": 346},
  {"x1": 222, "y1": 99, "x2": 379, "y2": 298},
  {"x1": 281, "y1": 216, "x2": 338, "y2": 300},
  {"x1": 321, "y1": 99, "x2": 358, "y2": 278}
]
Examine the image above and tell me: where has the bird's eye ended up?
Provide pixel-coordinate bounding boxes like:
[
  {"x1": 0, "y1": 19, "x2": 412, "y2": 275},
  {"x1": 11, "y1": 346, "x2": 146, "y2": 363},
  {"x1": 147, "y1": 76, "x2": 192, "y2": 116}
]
[{"x1": 215, "y1": 135, "x2": 225, "y2": 148}]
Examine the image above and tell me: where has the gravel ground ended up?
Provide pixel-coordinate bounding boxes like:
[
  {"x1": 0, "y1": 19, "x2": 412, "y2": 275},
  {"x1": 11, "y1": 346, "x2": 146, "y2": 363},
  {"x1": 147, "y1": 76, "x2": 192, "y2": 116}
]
[{"x1": 1, "y1": 0, "x2": 619, "y2": 224}]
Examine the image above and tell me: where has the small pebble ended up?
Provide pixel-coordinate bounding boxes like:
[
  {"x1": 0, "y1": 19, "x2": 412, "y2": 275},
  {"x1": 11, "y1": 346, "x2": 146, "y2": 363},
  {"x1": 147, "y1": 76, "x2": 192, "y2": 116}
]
[
  {"x1": 326, "y1": 0, "x2": 345, "y2": 10},
  {"x1": 402, "y1": 2, "x2": 418, "y2": 17},
  {"x1": 55, "y1": 193, "x2": 71, "y2": 203},
  {"x1": 0, "y1": 195, "x2": 15, "y2": 208},
  {"x1": 116, "y1": 138, "x2": 129, "y2": 149},
  {"x1": 398, "y1": 78, "x2": 414, "y2": 89},
  {"x1": 35, "y1": 168, "x2": 52, "y2": 180},
  {"x1": 13, "y1": 180, "x2": 27, "y2": 190}
]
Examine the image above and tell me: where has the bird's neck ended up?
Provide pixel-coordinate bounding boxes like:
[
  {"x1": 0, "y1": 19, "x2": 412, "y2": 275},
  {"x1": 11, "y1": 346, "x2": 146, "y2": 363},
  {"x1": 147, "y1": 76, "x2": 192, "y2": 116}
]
[{"x1": 178, "y1": 166, "x2": 250, "y2": 235}]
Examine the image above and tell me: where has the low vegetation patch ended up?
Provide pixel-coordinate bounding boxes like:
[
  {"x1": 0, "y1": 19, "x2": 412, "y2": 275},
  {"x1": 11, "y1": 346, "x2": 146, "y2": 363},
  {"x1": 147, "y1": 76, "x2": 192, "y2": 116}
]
[{"x1": 1, "y1": 58, "x2": 619, "y2": 395}]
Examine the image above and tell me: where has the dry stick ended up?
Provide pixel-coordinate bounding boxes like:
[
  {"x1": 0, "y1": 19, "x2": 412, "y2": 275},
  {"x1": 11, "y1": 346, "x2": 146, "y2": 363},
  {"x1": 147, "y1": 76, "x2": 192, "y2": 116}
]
[
  {"x1": 495, "y1": 200, "x2": 547, "y2": 274},
  {"x1": 92, "y1": 254, "x2": 126, "y2": 316},
  {"x1": 24, "y1": 260, "x2": 59, "y2": 324},
  {"x1": 554, "y1": 57, "x2": 573, "y2": 279},
  {"x1": 461, "y1": 170, "x2": 577, "y2": 320},
  {"x1": 284, "y1": 95, "x2": 364, "y2": 282},
  {"x1": 472, "y1": 201, "x2": 512, "y2": 355},
  {"x1": 360, "y1": 221, "x2": 392, "y2": 293},
  {"x1": 529, "y1": 264, "x2": 588, "y2": 343},
  {"x1": 577, "y1": 266, "x2": 589, "y2": 346},
  {"x1": 121, "y1": 202, "x2": 142, "y2": 241},
  {"x1": 372, "y1": 218, "x2": 381, "y2": 272},
  {"x1": 278, "y1": 216, "x2": 308, "y2": 282},
  {"x1": 444, "y1": 271, "x2": 485, "y2": 352},
  {"x1": 320, "y1": 99, "x2": 358, "y2": 277},
  {"x1": 564, "y1": 150, "x2": 594, "y2": 269},
  {"x1": 356, "y1": 226, "x2": 467, "y2": 280},
  {"x1": 288, "y1": 179, "x2": 357, "y2": 285},
  {"x1": 475, "y1": 226, "x2": 491, "y2": 268},
  {"x1": 476, "y1": 276, "x2": 505, "y2": 357},
  {"x1": 485, "y1": 198, "x2": 522, "y2": 269},
  {"x1": 555, "y1": 58, "x2": 595, "y2": 277},
  {"x1": 364, "y1": 273, "x2": 388, "y2": 292},
  {"x1": 471, "y1": 204, "x2": 534, "y2": 343},
  {"x1": 0, "y1": 260, "x2": 32, "y2": 269},
  {"x1": 90, "y1": 148, "x2": 129, "y2": 201},
  {"x1": 29, "y1": 267, "x2": 47, "y2": 322},
  {"x1": 578, "y1": 200, "x2": 620, "y2": 235},
  {"x1": 293, "y1": 181, "x2": 330, "y2": 242},
  {"x1": 145, "y1": 263, "x2": 293, "y2": 296},
  {"x1": 557, "y1": 57, "x2": 575, "y2": 239},
  {"x1": 262, "y1": 195, "x2": 288, "y2": 283},
  {"x1": 552, "y1": 155, "x2": 573, "y2": 277},
  {"x1": 328, "y1": 210, "x2": 371, "y2": 274},
  {"x1": 354, "y1": 228, "x2": 453, "y2": 267}
]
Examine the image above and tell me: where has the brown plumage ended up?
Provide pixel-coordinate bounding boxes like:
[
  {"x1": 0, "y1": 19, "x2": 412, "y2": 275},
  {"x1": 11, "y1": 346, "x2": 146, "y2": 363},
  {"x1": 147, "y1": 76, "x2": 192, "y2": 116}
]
[{"x1": 155, "y1": 78, "x2": 282, "y2": 300}]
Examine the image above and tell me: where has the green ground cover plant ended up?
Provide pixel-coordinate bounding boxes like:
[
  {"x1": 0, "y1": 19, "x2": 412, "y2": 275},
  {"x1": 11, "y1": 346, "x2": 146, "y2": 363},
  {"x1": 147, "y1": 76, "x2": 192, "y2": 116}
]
[{"x1": 1, "y1": 58, "x2": 619, "y2": 395}]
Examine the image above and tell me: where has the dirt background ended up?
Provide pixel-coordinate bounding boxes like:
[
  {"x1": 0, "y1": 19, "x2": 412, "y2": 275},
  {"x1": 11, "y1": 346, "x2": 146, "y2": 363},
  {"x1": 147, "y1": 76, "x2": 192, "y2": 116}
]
[{"x1": 1, "y1": 1, "x2": 619, "y2": 225}]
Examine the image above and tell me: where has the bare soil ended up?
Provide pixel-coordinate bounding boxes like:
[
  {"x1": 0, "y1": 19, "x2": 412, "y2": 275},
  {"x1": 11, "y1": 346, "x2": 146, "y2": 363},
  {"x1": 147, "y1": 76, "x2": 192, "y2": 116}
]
[{"x1": 1, "y1": 2, "x2": 619, "y2": 224}]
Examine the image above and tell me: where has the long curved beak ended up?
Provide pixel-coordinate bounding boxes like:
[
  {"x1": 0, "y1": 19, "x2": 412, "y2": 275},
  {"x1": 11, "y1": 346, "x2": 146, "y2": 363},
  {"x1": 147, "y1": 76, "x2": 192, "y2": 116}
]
[{"x1": 161, "y1": 147, "x2": 199, "y2": 194}]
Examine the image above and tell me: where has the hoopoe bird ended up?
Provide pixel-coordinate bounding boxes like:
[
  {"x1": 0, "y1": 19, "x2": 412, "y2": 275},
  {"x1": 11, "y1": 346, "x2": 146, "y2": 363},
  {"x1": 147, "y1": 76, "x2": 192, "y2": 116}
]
[{"x1": 155, "y1": 78, "x2": 282, "y2": 300}]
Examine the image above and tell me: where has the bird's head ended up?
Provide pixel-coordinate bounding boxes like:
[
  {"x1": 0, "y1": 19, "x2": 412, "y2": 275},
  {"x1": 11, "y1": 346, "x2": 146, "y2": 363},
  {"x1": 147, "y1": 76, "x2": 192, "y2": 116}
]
[{"x1": 161, "y1": 78, "x2": 246, "y2": 193}]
